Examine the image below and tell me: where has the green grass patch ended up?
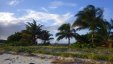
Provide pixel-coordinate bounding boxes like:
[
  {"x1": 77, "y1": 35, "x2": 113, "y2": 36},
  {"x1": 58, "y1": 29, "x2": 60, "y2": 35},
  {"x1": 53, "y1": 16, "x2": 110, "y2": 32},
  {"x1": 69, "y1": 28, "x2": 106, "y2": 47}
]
[{"x1": 0, "y1": 45, "x2": 113, "y2": 61}]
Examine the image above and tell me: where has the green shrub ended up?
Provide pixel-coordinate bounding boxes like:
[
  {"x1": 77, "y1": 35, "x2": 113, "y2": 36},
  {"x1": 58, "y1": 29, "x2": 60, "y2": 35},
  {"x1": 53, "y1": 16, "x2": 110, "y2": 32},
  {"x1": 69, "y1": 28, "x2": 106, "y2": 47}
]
[{"x1": 71, "y1": 43, "x2": 90, "y2": 48}]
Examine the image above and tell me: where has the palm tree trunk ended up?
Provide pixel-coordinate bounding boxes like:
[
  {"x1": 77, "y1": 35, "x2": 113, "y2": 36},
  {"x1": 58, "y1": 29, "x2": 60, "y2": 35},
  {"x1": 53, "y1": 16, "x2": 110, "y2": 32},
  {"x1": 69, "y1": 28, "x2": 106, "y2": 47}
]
[
  {"x1": 32, "y1": 35, "x2": 37, "y2": 45},
  {"x1": 68, "y1": 38, "x2": 70, "y2": 47},
  {"x1": 107, "y1": 40, "x2": 113, "y2": 48},
  {"x1": 44, "y1": 40, "x2": 46, "y2": 44},
  {"x1": 91, "y1": 30, "x2": 95, "y2": 47},
  {"x1": 33, "y1": 38, "x2": 36, "y2": 45},
  {"x1": 37, "y1": 38, "x2": 38, "y2": 45},
  {"x1": 91, "y1": 34, "x2": 94, "y2": 43}
]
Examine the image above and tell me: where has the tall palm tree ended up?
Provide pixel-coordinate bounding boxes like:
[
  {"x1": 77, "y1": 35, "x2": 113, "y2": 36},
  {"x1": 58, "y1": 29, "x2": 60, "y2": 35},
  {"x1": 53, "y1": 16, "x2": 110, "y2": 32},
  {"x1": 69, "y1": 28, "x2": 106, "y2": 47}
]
[
  {"x1": 56, "y1": 23, "x2": 77, "y2": 46},
  {"x1": 26, "y1": 20, "x2": 43, "y2": 45},
  {"x1": 73, "y1": 5, "x2": 103, "y2": 45}
]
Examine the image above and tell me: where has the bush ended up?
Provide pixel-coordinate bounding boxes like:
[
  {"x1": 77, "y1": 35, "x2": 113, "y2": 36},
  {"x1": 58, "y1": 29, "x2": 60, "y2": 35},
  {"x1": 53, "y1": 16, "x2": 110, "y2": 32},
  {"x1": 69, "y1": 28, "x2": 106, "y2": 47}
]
[
  {"x1": 71, "y1": 42, "x2": 90, "y2": 48},
  {"x1": 4, "y1": 40, "x2": 33, "y2": 46}
]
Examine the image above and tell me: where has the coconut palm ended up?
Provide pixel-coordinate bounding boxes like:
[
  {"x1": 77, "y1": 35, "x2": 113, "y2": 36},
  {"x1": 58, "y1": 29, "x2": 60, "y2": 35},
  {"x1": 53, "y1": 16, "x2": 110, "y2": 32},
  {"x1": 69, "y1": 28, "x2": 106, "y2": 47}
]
[
  {"x1": 73, "y1": 5, "x2": 104, "y2": 45},
  {"x1": 40, "y1": 30, "x2": 54, "y2": 45},
  {"x1": 26, "y1": 20, "x2": 43, "y2": 44},
  {"x1": 56, "y1": 23, "x2": 77, "y2": 46}
]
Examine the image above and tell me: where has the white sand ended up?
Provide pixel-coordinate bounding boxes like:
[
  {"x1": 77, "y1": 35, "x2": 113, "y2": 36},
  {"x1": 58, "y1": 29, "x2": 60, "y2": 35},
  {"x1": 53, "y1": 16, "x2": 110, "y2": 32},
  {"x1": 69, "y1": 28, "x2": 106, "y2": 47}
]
[{"x1": 0, "y1": 53, "x2": 53, "y2": 64}]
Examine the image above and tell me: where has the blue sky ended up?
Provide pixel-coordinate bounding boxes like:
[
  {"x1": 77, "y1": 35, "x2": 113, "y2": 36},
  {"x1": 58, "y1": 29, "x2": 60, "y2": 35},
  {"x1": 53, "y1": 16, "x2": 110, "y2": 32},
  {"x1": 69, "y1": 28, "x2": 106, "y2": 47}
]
[{"x1": 0, "y1": 0, "x2": 113, "y2": 43}]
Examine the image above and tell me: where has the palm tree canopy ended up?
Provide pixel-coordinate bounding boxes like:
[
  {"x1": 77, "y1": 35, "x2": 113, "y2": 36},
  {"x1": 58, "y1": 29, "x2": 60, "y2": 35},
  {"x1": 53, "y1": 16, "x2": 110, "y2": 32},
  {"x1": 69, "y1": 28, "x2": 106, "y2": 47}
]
[
  {"x1": 56, "y1": 23, "x2": 77, "y2": 41},
  {"x1": 41, "y1": 30, "x2": 53, "y2": 41},
  {"x1": 26, "y1": 20, "x2": 43, "y2": 36},
  {"x1": 25, "y1": 20, "x2": 43, "y2": 44},
  {"x1": 73, "y1": 5, "x2": 103, "y2": 31}
]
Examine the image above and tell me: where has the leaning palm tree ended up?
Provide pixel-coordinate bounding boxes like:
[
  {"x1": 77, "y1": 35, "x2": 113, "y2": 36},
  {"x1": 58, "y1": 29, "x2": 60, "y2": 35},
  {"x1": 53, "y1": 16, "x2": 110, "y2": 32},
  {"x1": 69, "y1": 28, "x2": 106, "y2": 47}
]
[
  {"x1": 26, "y1": 20, "x2": 43, "y2": 45},
  {"x1": 56, "y1": 23, "x2": 77, "y2": 46},
  {"x1": 73, "y1": 5, "x2": 104, "y2": 45}
]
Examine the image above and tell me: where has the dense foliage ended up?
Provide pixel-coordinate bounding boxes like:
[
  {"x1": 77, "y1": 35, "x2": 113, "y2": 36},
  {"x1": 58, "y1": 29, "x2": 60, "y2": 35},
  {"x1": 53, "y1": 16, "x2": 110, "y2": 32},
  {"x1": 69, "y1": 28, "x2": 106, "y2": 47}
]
[{"x1": 6, "y1": 20, "x2": 53, "y2": 46}]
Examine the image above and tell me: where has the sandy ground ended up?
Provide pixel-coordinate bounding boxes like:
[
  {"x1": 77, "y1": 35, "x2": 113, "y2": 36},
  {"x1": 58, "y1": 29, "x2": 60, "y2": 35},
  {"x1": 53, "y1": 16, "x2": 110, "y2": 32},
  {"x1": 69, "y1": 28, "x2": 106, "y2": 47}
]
[
  {"x1": 0, "y1": 53, "x2": 112, "y2": 64},
  {"x1": 0, "y1": 53, "x2": 53, "y2": 64}
]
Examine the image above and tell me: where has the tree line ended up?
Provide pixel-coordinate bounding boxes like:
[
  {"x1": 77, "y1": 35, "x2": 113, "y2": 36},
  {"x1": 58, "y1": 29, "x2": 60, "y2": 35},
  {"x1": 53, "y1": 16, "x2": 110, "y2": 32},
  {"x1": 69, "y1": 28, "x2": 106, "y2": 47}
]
[
  {"x1": 6, "y1": 5, "x2": 113, "y2": 48},
  {"x1": 6, "y1": 20, "x2": 53, "y2": 46}
]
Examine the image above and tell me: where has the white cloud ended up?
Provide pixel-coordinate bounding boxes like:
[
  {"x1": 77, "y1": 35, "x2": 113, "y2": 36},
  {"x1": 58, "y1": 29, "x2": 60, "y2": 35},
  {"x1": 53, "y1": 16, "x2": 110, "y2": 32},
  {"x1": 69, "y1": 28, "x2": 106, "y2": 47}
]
[
  {"x1": 49, "y1": 1, "x2": 63, "y2": 8},
  {"x1": 0, "y1": 10, "x2": 72, "y2": 26},
  {"x1": 49, "y1": 1, "x2": 76, "y2": 9},
  {"x1": 20, "y1": 9, "x2": 72, "y2": 26},
  {"x1": 41, "y1": 7, "x2": 49, "y2": 12},
  {"x1": 0, "y1": 12, "x2": 20, "y2": 25},
  {"x1": 8, "y1": 0, "x2": 23, "y2": 6}
]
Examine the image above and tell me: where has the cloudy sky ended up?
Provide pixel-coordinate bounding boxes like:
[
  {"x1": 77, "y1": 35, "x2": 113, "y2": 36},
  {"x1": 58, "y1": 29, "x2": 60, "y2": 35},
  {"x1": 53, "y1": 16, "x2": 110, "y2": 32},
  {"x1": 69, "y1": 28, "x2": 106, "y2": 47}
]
[{"x1": 0, "y1": 0, "x2": 113, "y2": 43}]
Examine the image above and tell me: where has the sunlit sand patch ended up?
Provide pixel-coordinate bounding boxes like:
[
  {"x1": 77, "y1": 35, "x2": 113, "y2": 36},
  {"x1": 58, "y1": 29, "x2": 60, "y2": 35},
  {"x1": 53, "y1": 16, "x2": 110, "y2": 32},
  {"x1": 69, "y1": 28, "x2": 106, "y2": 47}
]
[{"x1": 0, "y1": 53, "x2": 53, "y2": 64}]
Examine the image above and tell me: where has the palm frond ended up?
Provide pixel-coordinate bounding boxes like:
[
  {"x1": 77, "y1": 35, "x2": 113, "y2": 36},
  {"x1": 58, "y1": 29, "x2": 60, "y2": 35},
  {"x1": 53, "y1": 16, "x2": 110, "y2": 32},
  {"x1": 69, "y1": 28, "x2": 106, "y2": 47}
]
[
  {"x1": 56, "y1": 32, "x2": 65, "y2": 37},
  {"x1": 57, "y1": 35, "x2": 65, "y2": 41},
  {"x1": 58, "y1": 23, "x2": 70, "y2": 31}
]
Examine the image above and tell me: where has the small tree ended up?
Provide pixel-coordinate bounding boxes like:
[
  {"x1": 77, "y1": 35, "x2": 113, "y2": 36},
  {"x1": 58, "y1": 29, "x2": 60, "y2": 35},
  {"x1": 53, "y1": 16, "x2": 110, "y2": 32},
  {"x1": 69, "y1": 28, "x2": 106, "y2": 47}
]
[
  {"x1": 40, "y1": 30, "x2": 53, "y2": 45},
  {"x1": 26, "y1": 20, "x2": 43, "y2": 45},
  {"x1": 56, "y1": 23, "x2": 77, "y2": 47}
]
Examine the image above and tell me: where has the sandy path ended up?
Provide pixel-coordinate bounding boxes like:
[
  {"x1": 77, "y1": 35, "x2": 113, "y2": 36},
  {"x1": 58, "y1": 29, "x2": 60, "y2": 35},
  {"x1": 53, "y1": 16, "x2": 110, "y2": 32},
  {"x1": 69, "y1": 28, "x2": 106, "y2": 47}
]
[{"x1": 0, "y1": 53, "x2": 53, "y2": 64}]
